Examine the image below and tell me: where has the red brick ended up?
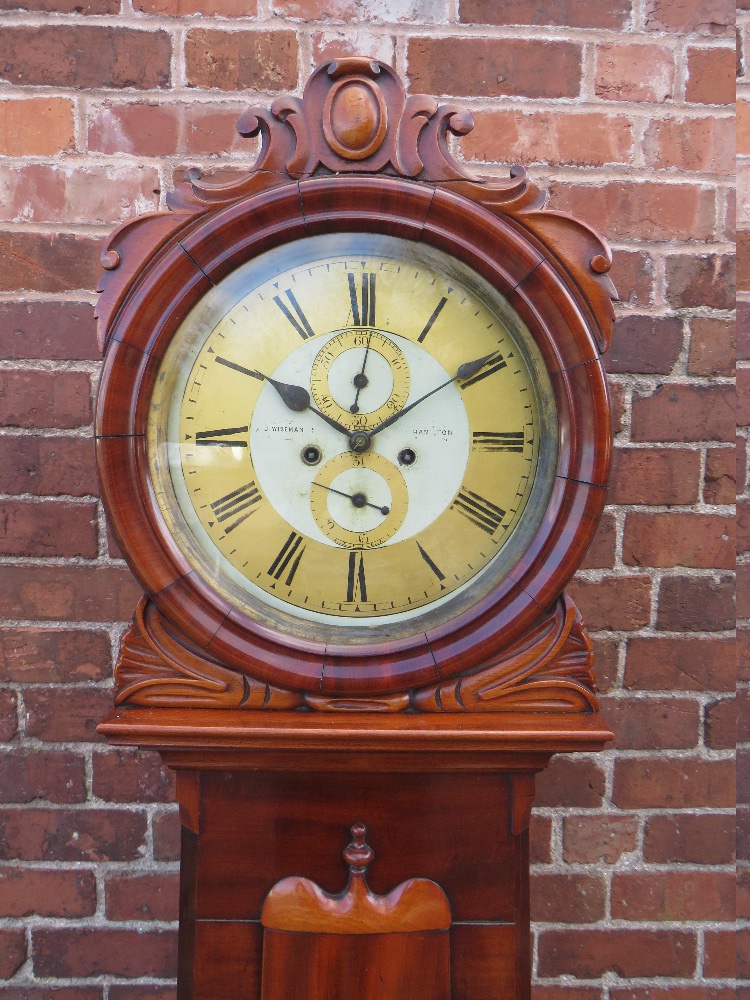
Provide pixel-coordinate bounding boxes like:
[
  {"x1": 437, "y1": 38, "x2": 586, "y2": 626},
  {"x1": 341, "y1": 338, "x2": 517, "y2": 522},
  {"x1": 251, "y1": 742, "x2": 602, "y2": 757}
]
[
  {"x1": 311, "y1": 32, "x2": 396, "y2": 69},
  {"x1": 739, "y1": 367, "x2": 750, "y2": 425},
  {"x1": 643, "y1": 115, "x2": 734, "y2": 174},
  {"x1": 591, "y1": 636, "x2": 619, "y2": 693},
  {"x1": 0, "y1": 628, "x2": 110, "y2": 683},
  {"x1": 609, "y1": 382, "x2": 627, "y2": 434},
  {"x1": 182, "y1": 103, "x2": 250, "y2": 155},
  {"x1": 0, "y1": 302, "x2": 98, "y2": 361},
  {"x1": 529, "y1": 813, "x2": 552, "y2": 863},
  {"x1": 657, "y1": 574, "x2": 734, "y2": 631},
  {"x1": 0, "y1": 751, "x2": 85, "y2": 804},
  {"x1": 146, "y1": 0, "x2": 257, "y2": 11},
  {"x1": 612, "y1": 987, "x2": 736, "y2": 1000},
  {"x1": 25, "y1": 688, "x2": 113, "y2": 743},
  {"x1": 740, "y1": 627, "x2": 750, "y2": 683},
  {"x1": 0, "y1": 930, "x2": 26, "y2": 979},
  {"x1": 93, "y1": 748, "x2": 175, "y2": 803},
  {"x1": 739, "y1": 499, "x2": 750, "y2": 554},
  {"x1": 612, "y1": 871, "x2": 735, "y2": 921},
  {"x1": 0, "y1": 231, "x2": 101, "y2": 293},
  {"x1": 739, "y1": 747, "x2": 750, "y2": 803},
  {"x1": 0, "y1": 371, "x2": 92, "y2": 430},
  {"x1": 606, "y1": 315, "x2": 683, "y2": 375},
  {"x1": 611, "y1": 250, "x2": 655, "y2": 308},
  {"x1": 407, "y1": 37, "x2": 582, "y2": 99},
  {"x1": 0, "y1": 691, "x2": 17, "y2": 742},
  {"x1": 0, "y1": 435, "x2": 98, "y2": 497},
  {"x1": 631, "y1": 384, "x2": 734, "y2": 443},
  {"x1": 109, "y1": 990, "x2": 174, "y2": 1000},
  {"x1": 550, "y1": 182, "x2": 715, "y2": 241},
  {"x1": 0, "y1": 27, "x2": 171, "y2": 89},
  {"x1": 185, "y1": 30, "x2": 298, "y2": 91},
  {"x1": 722, "y1": 184, "x2": 735, "y2": 241},
  {"x1": 739, "y1": 868, "x2": 750, "y2": 920},
  {"x1": 0, "y1": 499, "x2": 98, "y2": 558},
  {"x1": 740, "y1": 98, "x2": 750, "y2": 155},
  {"x1": 153, "y1": 809, "x2": 181, "y2": 862},
  {"x1": 613, "y1": 757, "x2": 735, "y2": 809},
  {"x1": 460, "y1": 0, "x2": 630, "y2": 27},
  {"x1": 623, "y1": 512, "x2": 734, "y2": 569},
  {"x1": 0, "y1": 808, "x2": 147, "y2": 862},
  {"x1": 0, "y1": 990, "x2": 103, "y2": 1000},
  {"x1": 740, "y1": 806, "x2": 750, "y2": 861},
  {"x1": 0, "y1": 565, "x2": 141, "y2": 622},
  {"x1": 579, "y1": 513, "x2": 616, "y2": 570},
  {"x1": 665, "y1": 254, "x2": 735, "y2": 310},
  {"x1": 535, "y1": 757, "x2": 605, "y2": 808},
  {"x1": 531, "y1": 873, "x2": 606, "y2": 923},
  {"x1": 562, "y1": 814, "x2": 638, "y2": 863},
  {"x1": 688, "y1": 317, "x2": 735, "y2": 377},
  {"x1": 0, "y1": 97, "x2": 75, "y2": 156},
  {"x1": 34, "y1": 928, "x2": 177, "y2": 979},
  {"x1": 703, "y1": 929, "x2": 736, "y2": 978},
  {"x1": 0, "y1": 0, "x2": 117, "y2": 10},
  {"x1": 740, "y1": 563, "x2": 750, "y2": 619},
  {"x1": 532, "y1": 990, "x2": 599, "y2": 1000},
  {"x1": 600, "y1": 696, "x2": 700, "y2": 749},
  {"x1": 685, "y1": 46, "x2": 736, "y2": 104},
  {"x1": 567, "y1": 576, "x2": 651, "y2": 632},
  {"x1": 0, "y1": 868, "x2": 96, "y2": 917},
  {"x1": 624, "y1": 636, "x2": 734, "y2": 692},
  {"x1": 740, "y1": 232, "x2": 750, "y2": 292},
  {"x1": 705, "y1": 697, "x2": 735, "y2": 749},
  {"x1": 645, "y1": 0, "x2": 734, "y2": 36},
  {"x1": 595, "y1": 43, "x2": 674, "y2": 102},
  {"x1": 461, "y1": 109, "x2": 633, "y2": 167},
  {"x1": 538, "y1": 929, "x2": 696, "y2": 978},
  {"x1": 1, "y1": 163, "x2": 160, "y2": 225},
  {"x1": 88, "y1": 102, "x2": 180, "y2": 156},
  {"x1": 609, "y1": 447, "x2": 700, "y2": 505},
  {"x1": 105, "y1": 873, "x2": 179, "y2": 921},
  {"x1": 703, "y1": 439, "x2": 745, "y2": 504}
]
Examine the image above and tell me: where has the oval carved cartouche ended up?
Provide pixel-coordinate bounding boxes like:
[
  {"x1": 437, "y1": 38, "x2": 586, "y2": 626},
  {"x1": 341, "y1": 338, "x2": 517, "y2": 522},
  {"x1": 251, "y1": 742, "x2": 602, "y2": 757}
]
[{"x1": 324, "y1": 79, "x2": 387, "y2": 160}]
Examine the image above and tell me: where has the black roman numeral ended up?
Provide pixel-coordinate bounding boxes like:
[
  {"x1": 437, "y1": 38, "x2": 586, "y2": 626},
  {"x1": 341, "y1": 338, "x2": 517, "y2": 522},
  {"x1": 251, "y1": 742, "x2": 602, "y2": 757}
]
[
  {"x1": 346, "y1": 550, "x2": 367, "y2": 602},
  {"x1": 348, "y1": 272, "x2": 376, "y2": 327},
  {"x1": 209, "y1": 481, "x2": 262, "y2": 534},
  {"x1": 417, "y1": 296, "x2": 447, "y2": 343},
  {"x1": 194, "y1": 425, "x2": 249, "y2": 447},
  {"x1": 472, "y1": 431, "x2": 525, "y2": 453},
  {"x1": 273, "y1": 289, "x2": 315, "y2": 339},
  {"x1": 267, "y1": 532, "x2": 306, "y2": 586},
  {"x1": 451, "y1": 489, "x2": 506, "y2": 535},
  {"x1": 417, "y1": 542, "x2": 446, "y2": 586},
  {"x1": 460, "y1": 352, "x2": 506, "y2": 388}
]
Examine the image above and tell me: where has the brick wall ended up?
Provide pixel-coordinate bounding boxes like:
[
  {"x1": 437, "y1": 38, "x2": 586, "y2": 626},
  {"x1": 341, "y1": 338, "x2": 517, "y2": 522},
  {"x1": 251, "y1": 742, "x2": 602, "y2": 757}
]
[{"x1": 0, "y1": 0, "x2": 737, "y2": 996}]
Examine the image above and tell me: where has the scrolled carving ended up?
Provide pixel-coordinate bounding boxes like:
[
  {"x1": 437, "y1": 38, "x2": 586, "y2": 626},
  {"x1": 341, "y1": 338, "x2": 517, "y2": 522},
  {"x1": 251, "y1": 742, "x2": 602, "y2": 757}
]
[
  {"x1": 411, "y1": 594, "x2": 598, "y2": 714},
  {"x1": 114, "y1": 598, "x2": 303, "y2": 710}
]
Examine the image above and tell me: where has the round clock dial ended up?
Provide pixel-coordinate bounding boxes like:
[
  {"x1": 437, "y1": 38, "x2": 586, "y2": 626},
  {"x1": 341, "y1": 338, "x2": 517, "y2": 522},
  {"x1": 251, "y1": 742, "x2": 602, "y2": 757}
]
[{"x1": 146, "y1": 233, "x2": 558, "y2": 639}]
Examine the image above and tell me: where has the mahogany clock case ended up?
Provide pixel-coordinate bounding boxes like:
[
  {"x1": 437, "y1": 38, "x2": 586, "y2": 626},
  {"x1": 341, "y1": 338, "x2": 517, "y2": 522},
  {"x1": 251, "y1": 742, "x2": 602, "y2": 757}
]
[{"x1": 95, "y1": 175, "x2": 612, "y2": 697}]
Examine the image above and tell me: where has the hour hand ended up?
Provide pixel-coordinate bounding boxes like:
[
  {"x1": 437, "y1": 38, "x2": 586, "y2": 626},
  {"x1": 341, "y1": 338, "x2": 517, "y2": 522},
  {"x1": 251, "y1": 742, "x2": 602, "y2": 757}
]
[{"x1": 214, "y1": 356, "x2": 351, "y2": 436}]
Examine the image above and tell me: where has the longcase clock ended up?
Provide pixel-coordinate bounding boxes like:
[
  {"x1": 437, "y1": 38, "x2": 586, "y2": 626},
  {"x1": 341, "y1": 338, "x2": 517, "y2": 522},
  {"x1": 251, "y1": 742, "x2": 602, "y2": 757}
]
[{"x1": 96, "y1": 58, "x2": 615, "y2": 1000}]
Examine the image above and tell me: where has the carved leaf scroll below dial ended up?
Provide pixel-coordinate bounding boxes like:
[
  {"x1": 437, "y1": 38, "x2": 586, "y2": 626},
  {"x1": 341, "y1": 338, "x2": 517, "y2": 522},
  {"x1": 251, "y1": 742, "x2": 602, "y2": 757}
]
[
  {"x1": 114, "y1": 597, "x2": 303, "y2": 710},
  {"x1": 112, "y1": 594, "x2": 597, "y2": 714}
]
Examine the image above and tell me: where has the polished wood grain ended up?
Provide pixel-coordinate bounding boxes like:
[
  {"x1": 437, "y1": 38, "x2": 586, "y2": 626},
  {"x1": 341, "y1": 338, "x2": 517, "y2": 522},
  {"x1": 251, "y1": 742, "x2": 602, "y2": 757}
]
[{"x1": 95, "y1": 60, "x2": 615, "y2": 700}]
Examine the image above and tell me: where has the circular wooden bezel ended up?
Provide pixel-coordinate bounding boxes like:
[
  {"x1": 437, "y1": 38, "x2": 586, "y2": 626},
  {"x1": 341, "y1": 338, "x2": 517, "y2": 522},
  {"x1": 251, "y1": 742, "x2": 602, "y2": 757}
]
[{"x1": 95, "y1": 175, "x2": 611, "y2": 695}]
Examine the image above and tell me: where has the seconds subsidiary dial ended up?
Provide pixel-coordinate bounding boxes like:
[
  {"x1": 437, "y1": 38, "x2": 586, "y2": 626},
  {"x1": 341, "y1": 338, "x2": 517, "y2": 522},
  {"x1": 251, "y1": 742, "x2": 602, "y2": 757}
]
[{"x1": 147, "y1": 234, "x2": 557, "y2": 638}]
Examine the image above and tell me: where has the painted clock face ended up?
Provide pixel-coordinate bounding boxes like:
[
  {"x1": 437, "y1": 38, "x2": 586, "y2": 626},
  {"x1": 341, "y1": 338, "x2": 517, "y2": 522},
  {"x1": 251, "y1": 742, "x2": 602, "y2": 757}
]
[{"x1": 147, "y1": 234, "x2": 558, "y2": 640}]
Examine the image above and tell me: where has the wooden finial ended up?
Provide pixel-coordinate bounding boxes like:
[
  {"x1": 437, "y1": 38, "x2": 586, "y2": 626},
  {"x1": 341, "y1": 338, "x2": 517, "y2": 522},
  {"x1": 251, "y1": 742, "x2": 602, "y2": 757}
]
[{"x1": 343, "y1": 822, "x2": 374, "y2": 873}]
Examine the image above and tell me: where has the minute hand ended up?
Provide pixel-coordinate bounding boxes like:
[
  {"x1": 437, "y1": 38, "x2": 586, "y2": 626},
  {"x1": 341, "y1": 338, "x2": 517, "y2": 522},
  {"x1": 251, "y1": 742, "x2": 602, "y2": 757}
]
[{"x1": 368, "y1": 353, "x2": 497, "y2": 437}]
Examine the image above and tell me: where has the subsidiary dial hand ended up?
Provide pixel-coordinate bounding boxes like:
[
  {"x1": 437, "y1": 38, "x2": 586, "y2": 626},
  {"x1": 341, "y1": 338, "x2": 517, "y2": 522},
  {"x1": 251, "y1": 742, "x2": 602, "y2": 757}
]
[
  {"x1": 369, "y1": 352, "x2": 497, "y2": 437},
  {"x1": 349, "y1": 333, "x2": 372, "y2": 414},
  {"x1": 313, "y1": 481, "x2": 390, "y2": 516},
  {"x1": 215, "y1": 356, "x2": 352, "y2": 437}
]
